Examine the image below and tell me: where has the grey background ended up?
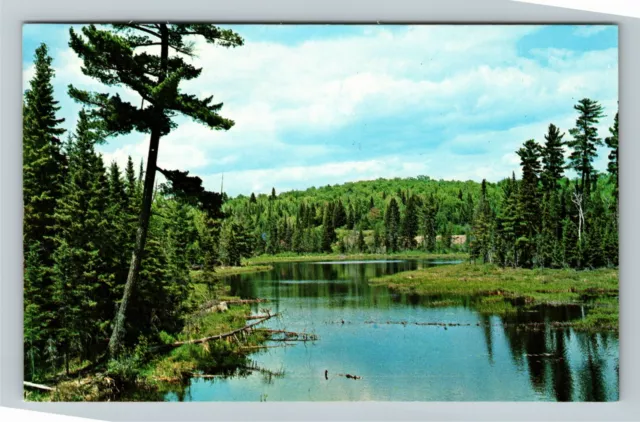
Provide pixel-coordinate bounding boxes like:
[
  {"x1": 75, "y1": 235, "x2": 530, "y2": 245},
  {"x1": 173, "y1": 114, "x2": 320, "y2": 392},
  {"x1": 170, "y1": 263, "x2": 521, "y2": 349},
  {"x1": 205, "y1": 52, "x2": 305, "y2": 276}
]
[{"x1": 1, "y1": 0, "x2": 637, "y2": 420}]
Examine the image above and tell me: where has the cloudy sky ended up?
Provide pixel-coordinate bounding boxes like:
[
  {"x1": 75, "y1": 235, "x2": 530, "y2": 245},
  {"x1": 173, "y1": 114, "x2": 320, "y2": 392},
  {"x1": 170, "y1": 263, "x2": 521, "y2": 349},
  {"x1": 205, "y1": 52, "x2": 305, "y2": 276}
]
[{"x1": 23, "y1": 24, "x2": 618, "y2": 197}]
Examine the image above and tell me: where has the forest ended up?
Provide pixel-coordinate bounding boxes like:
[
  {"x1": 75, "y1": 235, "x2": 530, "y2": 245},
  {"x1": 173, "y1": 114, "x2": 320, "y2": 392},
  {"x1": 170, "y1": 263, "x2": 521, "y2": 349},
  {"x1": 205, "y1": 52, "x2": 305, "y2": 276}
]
[{"x1": 23, "y1": 23, "x2": 618, "y2": 392}]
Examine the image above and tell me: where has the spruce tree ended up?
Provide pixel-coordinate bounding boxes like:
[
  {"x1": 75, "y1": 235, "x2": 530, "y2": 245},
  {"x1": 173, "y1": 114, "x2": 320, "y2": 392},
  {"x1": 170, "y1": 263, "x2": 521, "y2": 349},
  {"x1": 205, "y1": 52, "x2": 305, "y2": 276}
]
[
  {"x1": 23, "y1": 44, "x2": 68, "y2": 375},
  {"x1": 384, "y1": 198, "x2": 401, "y2": 252},
  {"x1": 421, "y1": 194, "x2": 438, "y2": 252},
  {"x1": 400, "y1": 195, "x2": 418, "y2": 249},
  {"x1": 357, "y1": 229, "x2": 366, "y2": 253},
  {"x1": 52, "y1": 110, "x2": 110, "y2": 367},
  {"x1": 470, "y1": 180, "x2": 493, "y2": 263},
  {"x1": 605, "y1": 111, "x2": 619, "y2": 204},
  {"x1": 516, "y1": 139, "x2": 542, "y2": 267},
  {"x1": 567, "y1": 98, "x2": 605, "y2": 198},
  {"x1": 321, "y1": 205, "x2": 335, "y2": 252},
  {"x1": 541, "y1": 124, "x2": 566, "y2": 194},
  {"x1": 68, "y1": 23, "x2": 243, "y2": 355}
]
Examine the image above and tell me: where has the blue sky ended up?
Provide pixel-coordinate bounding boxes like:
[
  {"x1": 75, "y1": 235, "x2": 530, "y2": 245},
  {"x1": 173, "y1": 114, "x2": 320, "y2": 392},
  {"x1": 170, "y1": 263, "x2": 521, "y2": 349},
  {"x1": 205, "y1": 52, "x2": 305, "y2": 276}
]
[{"x1": 22, "y1": 24, "x2": 618, "y2": 196}]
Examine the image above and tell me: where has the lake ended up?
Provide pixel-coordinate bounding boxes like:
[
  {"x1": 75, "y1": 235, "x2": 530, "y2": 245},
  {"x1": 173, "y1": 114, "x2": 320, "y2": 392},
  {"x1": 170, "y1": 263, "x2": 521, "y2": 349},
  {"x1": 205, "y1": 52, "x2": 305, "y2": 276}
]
[{"x1": 166, "y1": 260, "x2": 619, "y2": 402}]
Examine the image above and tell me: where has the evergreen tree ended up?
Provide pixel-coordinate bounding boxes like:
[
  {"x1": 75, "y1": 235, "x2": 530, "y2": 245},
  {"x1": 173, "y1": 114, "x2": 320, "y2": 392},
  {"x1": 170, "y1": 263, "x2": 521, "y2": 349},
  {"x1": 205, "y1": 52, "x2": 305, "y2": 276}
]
[
  {"x1": 541, "y1": 123, "x2": 566, "y2": 194},
  {"x1": 400, "y1": 195, "x2": 418, "y2": 249},
  {"x1": 68, "y1": 23, "x2": 244, "y2": 355},
  {"x1": 51, "y1": 110, "x2": 110, "y2": 368},
  {"x1": 321, "y1": 205, "x2": 335, "y2": 252},
  {"x1": 23, "y1": 43, "x2": 67, "y2": 250},
  {"x1": 516, "y1": 139, "x2": 542, "y2": 267},
  {"x1": 23, "y1": 44, "x2": 68, "y2": 375},
  {"x1": 357, "y1": 229, "x2": 366, "y2": 253},
  {"x1": 384, "y1": 198, "x2": 401, "y2": 252},
  {"x1": 332, "y1": 200, "x2": 347, "y2": 228},
  {"x1": 421, "y1": 194, "x2": 438, "y2": 252},
  {"x1": 605, "y1": 111, "x2": 619, "y2": 204},
  {"x1": 250, "y1": 192, "x2": 257, "y2": 203},
  {"x1": 270, "y1": 187, "x2": 277, "y2": 200},
  {"x1": 470, "y1": 180, "x2": 493, "y2": 263},
  {"x1": 567, "y1": 98, "x2": 605, "y2": 198}
]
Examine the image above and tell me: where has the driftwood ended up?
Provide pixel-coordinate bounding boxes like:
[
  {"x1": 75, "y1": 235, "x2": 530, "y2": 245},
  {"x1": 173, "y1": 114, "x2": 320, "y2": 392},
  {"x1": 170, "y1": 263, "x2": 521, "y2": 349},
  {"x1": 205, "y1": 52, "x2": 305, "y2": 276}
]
[
  {"x1": 263, "y1": 329, "x2": 318, "y2": 341},
  {"x1": 171, "y1": 313, "x2": 279, "y2": 346},
  {"x1": 24, "y1": 381, "x2": 56, "y2": 392},
  {"x1": 226, "y1": 299, "x2": 269, "y2": 305}
]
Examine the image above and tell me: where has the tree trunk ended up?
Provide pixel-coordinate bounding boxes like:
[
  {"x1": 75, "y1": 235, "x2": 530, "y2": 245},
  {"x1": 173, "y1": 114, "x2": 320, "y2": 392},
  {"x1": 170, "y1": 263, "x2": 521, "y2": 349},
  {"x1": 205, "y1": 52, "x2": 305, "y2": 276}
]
[{"x1": 108, "y1": 24, "x2": 169, "y2": 357}]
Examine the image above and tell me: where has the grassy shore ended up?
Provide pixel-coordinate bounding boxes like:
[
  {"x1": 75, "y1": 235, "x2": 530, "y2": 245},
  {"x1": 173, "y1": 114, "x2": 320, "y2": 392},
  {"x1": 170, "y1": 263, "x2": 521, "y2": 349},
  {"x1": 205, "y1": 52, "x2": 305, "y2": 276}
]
[
  {"x1": 370, "y1": 263, "x2": 618, "y2": 331},
  {"x1": 244, "y1": 251, "x2": 467, "y2": 265}
]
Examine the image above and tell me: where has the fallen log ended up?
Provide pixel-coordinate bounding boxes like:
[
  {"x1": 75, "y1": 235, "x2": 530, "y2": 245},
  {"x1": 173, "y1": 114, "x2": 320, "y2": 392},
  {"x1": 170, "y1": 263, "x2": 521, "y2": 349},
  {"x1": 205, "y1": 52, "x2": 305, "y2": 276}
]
[
  {"x1": 262, "y1": 329, "x2": 318, "y2": 341},
  {"x1": 246, "y1": 314, "x2": 274, "y2": 320},
  {"x1": 171, "y1": 312, "x2": 279, "y2": 347},
  {"x1": 226, "y1": 299, "x2": 269, "y2": 305},
  {"x1": 24, "y1": 381, "x2": 55, "y2": 392},
  {"x1": 149, "y1": 312, "x2": 279, "y2": 352}
]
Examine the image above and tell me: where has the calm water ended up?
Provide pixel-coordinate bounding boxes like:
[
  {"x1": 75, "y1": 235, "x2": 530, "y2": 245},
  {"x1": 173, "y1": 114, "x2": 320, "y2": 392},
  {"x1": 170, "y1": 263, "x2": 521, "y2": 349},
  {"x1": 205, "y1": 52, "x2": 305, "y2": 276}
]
[{"x1": 167, "y1": 260, "x2": 619, "y2": 402}]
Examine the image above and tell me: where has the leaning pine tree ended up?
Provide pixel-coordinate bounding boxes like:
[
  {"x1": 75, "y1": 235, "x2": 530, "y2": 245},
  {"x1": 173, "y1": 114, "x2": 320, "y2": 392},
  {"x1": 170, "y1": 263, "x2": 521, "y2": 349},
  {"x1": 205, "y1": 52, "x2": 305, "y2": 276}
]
[{"x1": 67, "y1": 24, "x2": 243, "y2": 356}]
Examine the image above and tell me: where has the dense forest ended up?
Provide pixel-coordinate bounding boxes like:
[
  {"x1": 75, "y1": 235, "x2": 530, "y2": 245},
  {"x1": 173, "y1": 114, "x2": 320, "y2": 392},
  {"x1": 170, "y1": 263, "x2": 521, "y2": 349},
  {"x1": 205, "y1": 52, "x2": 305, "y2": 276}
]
[{"x1": 23, "y1": 23, "x2": 618, "y2": 385}]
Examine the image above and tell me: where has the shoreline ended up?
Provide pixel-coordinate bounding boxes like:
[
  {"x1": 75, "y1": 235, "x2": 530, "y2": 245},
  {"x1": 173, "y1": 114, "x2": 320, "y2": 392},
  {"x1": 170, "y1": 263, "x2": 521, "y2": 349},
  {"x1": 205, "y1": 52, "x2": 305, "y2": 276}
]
[{"x1": 244, "y1": 252, "x2": 468, "y2": 265}]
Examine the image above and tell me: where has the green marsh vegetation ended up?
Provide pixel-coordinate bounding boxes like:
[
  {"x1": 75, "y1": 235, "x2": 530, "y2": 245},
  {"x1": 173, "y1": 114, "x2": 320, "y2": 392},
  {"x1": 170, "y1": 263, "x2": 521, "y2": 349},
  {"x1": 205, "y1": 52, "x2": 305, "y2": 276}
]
[{"x1": 371, "y1": 263, "x2": 618, "y2": 330}]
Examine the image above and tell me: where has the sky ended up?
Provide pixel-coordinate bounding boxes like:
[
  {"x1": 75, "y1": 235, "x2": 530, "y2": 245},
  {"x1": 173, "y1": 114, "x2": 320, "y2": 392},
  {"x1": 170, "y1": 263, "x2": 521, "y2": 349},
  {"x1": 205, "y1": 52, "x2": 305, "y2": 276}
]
[{"x1": 22, "y1": 24, "x2": 618, "y2": 197}]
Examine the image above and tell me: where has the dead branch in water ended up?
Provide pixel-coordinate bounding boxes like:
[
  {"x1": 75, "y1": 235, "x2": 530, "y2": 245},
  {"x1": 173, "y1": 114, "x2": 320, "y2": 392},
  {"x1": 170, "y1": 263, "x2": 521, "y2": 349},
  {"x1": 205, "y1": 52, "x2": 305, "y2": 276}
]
[
  {"x1": 246, "y1": 314, "x2": 274, "y2": 320},
  {"x1": 240, "y1": 344, "x2": 293, "y2": 351},
  {"x1": 149, "y1": 312, "x2": 279, "y2": 352},
  {"x1": 240, "y1": 365, "x2": 285, "y2": 378},
  {"x1": 262, "y1": 329, "x2": 318, "y2": 342},
  {"x1": 24, "y1": 381, "x2": 56, "y2": 392},
  {"x1": 172, "y1": 313, "x2": 279, "y2": 346},
  {"x1": 337, "y1": 373, "x2": 361, "y2": 380},
  {"x1": 226, "y1": 299, "x2": 269, "y2": 305}
]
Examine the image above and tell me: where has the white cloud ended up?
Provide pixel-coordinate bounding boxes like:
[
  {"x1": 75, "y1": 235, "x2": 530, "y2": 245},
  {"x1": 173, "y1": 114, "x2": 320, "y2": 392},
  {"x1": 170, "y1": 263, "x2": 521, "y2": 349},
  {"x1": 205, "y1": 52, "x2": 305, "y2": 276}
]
[
  {"x1": 573, "y1": 25, "x2": 610, "y2": 37},
  {"x1": 203, "y1": 156, "x2": 432, "y2": 196},
  {"x1": 35, "y1": 24, "x2": 617, "y2": 196}
]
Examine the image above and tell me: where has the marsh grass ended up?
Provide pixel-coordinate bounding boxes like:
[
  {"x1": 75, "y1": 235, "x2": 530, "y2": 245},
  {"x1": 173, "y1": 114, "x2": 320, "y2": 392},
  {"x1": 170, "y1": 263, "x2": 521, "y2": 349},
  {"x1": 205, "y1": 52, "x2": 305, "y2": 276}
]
[{"x1": 371, "y1": 263, "x2": 618, "y2": 330}]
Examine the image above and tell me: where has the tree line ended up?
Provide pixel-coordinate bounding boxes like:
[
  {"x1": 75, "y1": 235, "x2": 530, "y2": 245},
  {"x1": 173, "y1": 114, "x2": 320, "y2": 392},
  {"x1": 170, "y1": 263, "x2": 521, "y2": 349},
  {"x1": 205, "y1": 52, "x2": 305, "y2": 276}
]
[{"x1": 218, "y1": 100, "x2": 618, "y2": 268}]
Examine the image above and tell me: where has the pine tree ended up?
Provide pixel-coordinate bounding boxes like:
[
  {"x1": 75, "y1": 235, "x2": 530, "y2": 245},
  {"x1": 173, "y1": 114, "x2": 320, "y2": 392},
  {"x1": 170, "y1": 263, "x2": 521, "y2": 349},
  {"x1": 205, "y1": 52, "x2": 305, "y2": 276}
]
[
  {"x1": 442, "y1": 222, "x2": 453, "y2": 250},
  {"x1": 421, "y1": 194, "x2": 438, "y2": 252},
  {"x1": 250, "y1": 192, "x2": 257, "y2": 203},
  {"x1": 321, "y1": 205, "x2": 335, "y2": 252},
  {"x1": 219, "y1": 221, "x2": 241, "y2": 267},
  {"x1": 567, "y1": 98, "x2": 605, "y2": 198},
  {"x1": 332, "y1": 200, "x2": 347, "y2": 228},
  {"x1": 52, "y1": 110, "x2": 110, "y2": 367},
  {"x1": 605, "y1": 111, "x2": 619, "y2": 204},
  {"x1": 357, "y1": 229, "x2": 366, "y2": 253},
  {"x1": 23, "y1": 43, "x2": 67, "y2": 250},
  {"x1": 496, "y1": 173, "x2": 520, "y2": 267},
  {"x1": 400, "y1": 195, "x2": 418, "y2": 249},
  {"x1": 68, "y1": 24, "x2": 243, "y2": 355},
  {"x1": 384, "y1": 198, "x2": 401, "y2": 252},
  {"x1": 541, "y1": 124, "x2": 566, "y2": 194},
  {"x1": 23, "y1": 44, "x2": 68, "y2": 375},
  {"x1": 516, "y1": 139, "x2": 542, "y2": 267},
  {"x1": 470, "y1": 180, "x2": 493, "y2": 263}
]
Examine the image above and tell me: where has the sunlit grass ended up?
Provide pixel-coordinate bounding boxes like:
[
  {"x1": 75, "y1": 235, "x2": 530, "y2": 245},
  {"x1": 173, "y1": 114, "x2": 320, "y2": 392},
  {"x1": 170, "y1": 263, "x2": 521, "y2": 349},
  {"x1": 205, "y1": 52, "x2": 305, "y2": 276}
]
[{"x1": 370, "y1": 263, "x2": 618, "y2": 330}]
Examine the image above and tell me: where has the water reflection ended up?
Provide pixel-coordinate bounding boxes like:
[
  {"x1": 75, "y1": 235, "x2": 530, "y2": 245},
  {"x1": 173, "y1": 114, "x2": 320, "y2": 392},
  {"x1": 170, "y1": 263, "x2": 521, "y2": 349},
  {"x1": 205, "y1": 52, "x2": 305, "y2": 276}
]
[{"x1": 174, "y1": 260, "x2": 618, "y2": 401}]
